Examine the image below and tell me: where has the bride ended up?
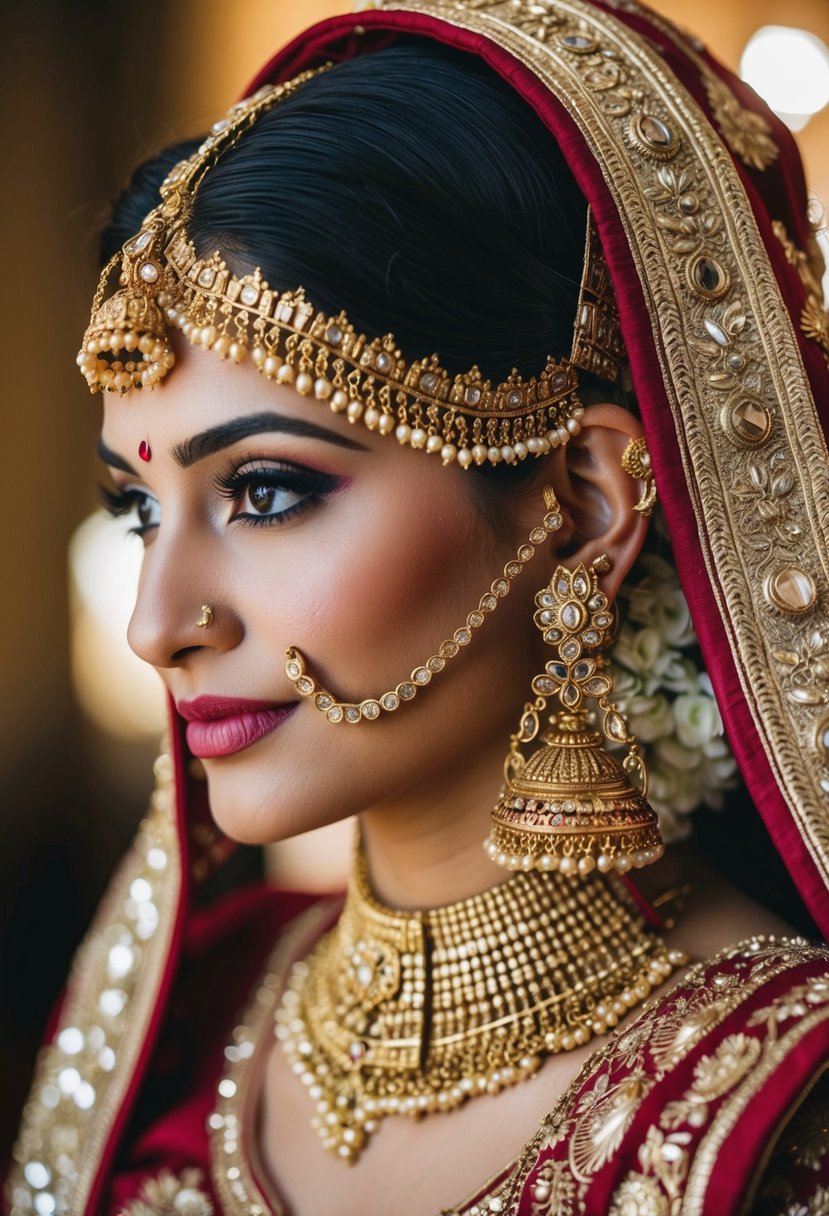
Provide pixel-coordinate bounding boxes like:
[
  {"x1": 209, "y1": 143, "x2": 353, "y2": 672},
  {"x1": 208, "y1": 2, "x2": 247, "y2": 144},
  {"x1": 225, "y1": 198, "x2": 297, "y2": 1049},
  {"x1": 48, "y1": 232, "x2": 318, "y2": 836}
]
[{"x1": 8, "y1": 2, "x2": 829, "y2": 1213}]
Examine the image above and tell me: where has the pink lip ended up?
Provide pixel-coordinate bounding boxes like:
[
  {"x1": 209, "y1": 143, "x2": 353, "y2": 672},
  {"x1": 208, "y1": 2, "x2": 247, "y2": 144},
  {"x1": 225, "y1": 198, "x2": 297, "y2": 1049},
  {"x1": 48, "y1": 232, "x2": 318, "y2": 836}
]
[{"x1": 177, "y1": 695, "x2": 296, "y2": 759}]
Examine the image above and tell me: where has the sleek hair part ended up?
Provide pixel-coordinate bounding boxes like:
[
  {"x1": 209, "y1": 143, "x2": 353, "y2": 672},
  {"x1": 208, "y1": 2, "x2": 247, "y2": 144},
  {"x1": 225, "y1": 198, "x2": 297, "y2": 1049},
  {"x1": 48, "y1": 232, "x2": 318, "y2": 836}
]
[{"x1": 101, "y1": 38, "x2": 588, "y2": 385}]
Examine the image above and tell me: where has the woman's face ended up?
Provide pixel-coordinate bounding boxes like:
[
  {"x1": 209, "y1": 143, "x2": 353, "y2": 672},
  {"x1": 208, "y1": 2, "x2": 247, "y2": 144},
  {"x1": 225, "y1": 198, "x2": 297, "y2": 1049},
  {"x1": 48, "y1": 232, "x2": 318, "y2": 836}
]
[{"x1": 100, "y1": 341, "x2": 551, "y2": 843}]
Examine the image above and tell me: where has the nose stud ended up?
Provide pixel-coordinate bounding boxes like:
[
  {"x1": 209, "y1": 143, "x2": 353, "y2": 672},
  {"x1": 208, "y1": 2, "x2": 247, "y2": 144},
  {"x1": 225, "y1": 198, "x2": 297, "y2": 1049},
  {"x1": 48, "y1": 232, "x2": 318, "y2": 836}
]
[{"x1": 196, "y1": 604, "x2": 214, "y2": 629}]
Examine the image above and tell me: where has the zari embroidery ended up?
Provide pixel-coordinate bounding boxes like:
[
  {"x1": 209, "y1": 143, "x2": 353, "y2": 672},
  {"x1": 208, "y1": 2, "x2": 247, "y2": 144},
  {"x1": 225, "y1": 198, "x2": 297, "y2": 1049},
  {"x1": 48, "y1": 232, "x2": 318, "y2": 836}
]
[
  {"x1": 773, "y1": 219, "x2": 829, "y2": 369},
  {"x1": 6, "y1": 749, "x2": 182, "y2": 1216},
  {"x1": 385, "y1": 0, "x2": 829, "y2": 895},
  {"x1": 116, "y1": 1169, "x2": 214, "y2": 1216},
  {"x1": 489, "y1": 937, "x2": 829, "y2": 1214}
]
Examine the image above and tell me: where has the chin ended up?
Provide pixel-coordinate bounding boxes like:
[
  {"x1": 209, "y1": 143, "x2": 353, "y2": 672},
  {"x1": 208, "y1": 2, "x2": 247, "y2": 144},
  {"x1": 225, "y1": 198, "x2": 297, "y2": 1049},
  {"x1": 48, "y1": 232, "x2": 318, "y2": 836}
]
[{"x1": 199, "y1": 755, "x2": 345, "y2": 846}]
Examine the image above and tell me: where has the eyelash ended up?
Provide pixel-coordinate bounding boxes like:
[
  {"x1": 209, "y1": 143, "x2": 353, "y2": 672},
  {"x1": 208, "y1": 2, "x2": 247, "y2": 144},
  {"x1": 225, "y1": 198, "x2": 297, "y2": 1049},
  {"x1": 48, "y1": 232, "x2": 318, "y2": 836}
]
[
  {"x1": 98, "y1": 485, "x2": 156, "y2": 537},
  {"x1": 214, "y1": 460, "x2": 340, "y2": 528},
  {"x1": 99, "y1": 460, "x2": 341, "y2": 537}
]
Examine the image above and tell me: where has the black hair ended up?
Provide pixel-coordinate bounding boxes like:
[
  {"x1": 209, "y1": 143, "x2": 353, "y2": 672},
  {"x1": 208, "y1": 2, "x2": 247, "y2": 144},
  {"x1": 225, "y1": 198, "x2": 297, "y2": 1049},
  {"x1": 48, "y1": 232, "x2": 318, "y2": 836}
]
[{"x1": 101, "y1": 38, "x2": 588, "y2": 389}]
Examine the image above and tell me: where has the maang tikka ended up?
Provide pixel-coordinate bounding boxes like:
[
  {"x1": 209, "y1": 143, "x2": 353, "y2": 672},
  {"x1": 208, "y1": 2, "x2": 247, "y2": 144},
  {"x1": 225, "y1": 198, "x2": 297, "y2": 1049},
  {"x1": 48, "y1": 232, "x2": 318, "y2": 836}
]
[{"x1": 485, "y1": 551, "x2": 664, "y2": 877}]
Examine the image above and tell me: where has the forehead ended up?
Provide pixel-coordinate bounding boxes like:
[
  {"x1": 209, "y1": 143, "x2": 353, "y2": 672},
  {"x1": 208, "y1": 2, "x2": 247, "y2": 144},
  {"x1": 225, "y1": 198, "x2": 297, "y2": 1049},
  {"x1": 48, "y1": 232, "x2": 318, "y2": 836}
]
[{"x1": 100, "y1": 340, "x2": 350, "y2": 452}]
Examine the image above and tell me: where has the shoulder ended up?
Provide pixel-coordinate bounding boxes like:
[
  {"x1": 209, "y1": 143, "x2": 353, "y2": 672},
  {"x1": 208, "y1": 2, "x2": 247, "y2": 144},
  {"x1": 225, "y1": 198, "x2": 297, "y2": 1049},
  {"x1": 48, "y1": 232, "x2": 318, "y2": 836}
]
[{"x1": 498, "y1": 938, "x2": 829, "y2": 1216}]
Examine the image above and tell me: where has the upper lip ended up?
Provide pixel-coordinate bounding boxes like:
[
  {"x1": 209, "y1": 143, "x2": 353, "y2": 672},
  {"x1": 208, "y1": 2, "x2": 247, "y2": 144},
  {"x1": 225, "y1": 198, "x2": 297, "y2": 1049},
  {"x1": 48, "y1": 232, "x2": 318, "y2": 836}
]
[{"x1": 177, "y1": 695, "x2": 293, "y2": 722}]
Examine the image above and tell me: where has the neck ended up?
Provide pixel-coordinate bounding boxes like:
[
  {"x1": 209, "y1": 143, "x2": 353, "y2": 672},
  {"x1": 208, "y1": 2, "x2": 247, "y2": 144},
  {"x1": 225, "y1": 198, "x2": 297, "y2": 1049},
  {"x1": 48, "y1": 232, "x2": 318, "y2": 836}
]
[{"x1": 358, "y1": 717, "x2": 510, "y2": 910}]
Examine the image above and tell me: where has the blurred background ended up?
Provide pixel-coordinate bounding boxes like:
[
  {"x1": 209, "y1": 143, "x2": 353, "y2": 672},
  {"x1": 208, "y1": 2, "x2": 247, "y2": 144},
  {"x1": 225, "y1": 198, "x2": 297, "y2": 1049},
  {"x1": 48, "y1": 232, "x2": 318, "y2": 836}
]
[{"x1": 1, "y1": 0, "x2": 828, "y2": 1162}]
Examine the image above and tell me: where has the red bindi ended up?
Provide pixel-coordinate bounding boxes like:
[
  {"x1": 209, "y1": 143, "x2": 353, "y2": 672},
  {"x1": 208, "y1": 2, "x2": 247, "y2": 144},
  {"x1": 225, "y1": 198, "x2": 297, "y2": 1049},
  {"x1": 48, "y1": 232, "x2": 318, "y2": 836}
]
[{"x1": 138, "y1": 440, "x2": 152, "y2": 463}]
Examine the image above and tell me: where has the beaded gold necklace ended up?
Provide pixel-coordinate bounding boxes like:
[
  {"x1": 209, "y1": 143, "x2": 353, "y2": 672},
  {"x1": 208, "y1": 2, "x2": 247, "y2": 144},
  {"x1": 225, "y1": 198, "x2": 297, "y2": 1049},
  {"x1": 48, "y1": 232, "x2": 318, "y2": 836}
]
[{"x1": 274, "y1": 855, "x2": 686, "y2": 1164}]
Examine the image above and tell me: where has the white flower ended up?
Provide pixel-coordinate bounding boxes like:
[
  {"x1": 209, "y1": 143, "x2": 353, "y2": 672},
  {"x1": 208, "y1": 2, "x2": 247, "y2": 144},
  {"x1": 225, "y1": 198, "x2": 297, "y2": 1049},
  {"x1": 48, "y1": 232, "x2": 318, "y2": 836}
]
[
  {"x1": 659, "y1": 654, "x2": 699, "y2": 695},
  {"x1": 623, "y1": 555, "x2": 696, "y2": 646},
  {"x1": 654, "y1": 735, "x2": 701, "y2": 774},
  {"x1": 611, "y1": 666, "x2": 643, "y2": 702},
  {"x1": 624, "y1": 693, "x2": 673, "y2": 742},
  {"x1": 596, "y1": 504, "x2": 740, "y2": 824},
  {"x1": 672, "y1": 693, "x2": 723, "y2": 749},
  {"x1": 612, "y1": 625, "x2": 668, "y2": 679}
]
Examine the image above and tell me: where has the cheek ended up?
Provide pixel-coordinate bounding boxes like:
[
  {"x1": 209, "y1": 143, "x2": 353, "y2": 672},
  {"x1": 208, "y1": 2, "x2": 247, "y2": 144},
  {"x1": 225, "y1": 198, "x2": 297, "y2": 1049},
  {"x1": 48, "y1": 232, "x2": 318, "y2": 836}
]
[{"x1": 238, "y1": 477, "x2": 487, "y2": 688}]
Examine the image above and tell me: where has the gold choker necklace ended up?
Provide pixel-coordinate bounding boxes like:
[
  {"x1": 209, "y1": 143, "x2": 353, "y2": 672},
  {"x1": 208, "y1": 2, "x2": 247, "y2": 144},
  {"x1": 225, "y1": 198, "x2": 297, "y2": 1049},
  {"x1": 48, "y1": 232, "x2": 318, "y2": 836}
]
[{"x1": 274, "y1": 855, "x2": 687, "y2": 1164}]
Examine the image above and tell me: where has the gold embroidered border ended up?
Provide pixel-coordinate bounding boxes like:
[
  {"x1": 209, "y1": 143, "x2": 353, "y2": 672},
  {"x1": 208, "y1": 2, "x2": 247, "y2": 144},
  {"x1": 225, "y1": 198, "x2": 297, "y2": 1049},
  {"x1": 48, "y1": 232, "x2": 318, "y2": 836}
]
[
  {"x1": 208, "y1": 900, "x2": 339, "y2": 1216},
  {"x1": 6, "y1": 749, "x2": 183, "y2": 1216},
  {"x1": 683, "y1": 1015, "x2": 829, "y2": 1214},
  {"x1": 375, "y1": 0, "x2": 829, "y2": 888},
  {"x1": 492, "y1": 937, "x2": 827, "y2": 1214},
  {"x1": 602, "y1": 0, "x2": 778, "y2": 171}
]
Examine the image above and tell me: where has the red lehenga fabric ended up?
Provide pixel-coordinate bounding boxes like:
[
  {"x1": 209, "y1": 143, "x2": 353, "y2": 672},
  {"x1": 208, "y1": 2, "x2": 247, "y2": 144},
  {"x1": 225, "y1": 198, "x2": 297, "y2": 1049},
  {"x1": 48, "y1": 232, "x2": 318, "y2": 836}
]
[{"x1": 8, "y1": 0, "x2": 829, "y2": 1212}]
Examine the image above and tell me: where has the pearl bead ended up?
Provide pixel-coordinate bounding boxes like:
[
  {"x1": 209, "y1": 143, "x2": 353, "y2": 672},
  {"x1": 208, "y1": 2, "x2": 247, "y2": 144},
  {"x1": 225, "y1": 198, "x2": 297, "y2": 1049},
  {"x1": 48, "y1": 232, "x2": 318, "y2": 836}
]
[
  {"x1": 578, "y1": 855, "x2": 596, "y2": 875},
  {"x1": 276, "y1": 363, "x2": 295, "y2": 383},
  {"x1": 295, "y1": 372, "x2": 313, "y2": 395},
  {"x1": 346, "y1": 401, "x2": 364, "y2": 422},
  {"x1": 263, "y1": 355, "x2": 281, "y2": 378},
  {"x1": 410, "y1": 428, "x2": 427, "y2": 449},
  {"x1": 377, "y1": 414, "x2": 395, "y2": 436},
  {"x1": 363, "y1": 407, "x2": 380, "y2": 430},
  {"x1": 615, "y1": 853, "x2": 632, "y2": 873},
  {"x1": 425, "y1": 434, "x2": 443, "y2": 454},
  {"x1": 252, "y1": 345, "x2": 266, "y2": 367},
  {"x1": 330, "y1": 390, "x2": 349, "y2": 413},
  {"x1": 440, "y1": 444, "x2": 457, "y2": 465},
  {"x1": 395, "y1": 423, "x2": 412, "y2": 445},
  {"x1": 513, "y1": 441, "x2": 529, "y2": 460},
  {"x1": 597, "y1": 853, "x2": 613, "y2": 873},
  {"x1": 501, "y1": 445, "x2": 516, "y2": 463},
  {"x1": 457, "y1": 448, "x2": 473, "y2": 468},
  {"x1": 487, "y1": 446, "x2": 502, "y2": 464},
  {"x1": 471, "y1": 444, "x2": 488, "y2": 465},
  {"x1": 214, "y1": 335, "x2": 231, "y2": 358},
  {"x1": 566, "y1": 417, "x2": 582, "y2": 435},
  {"x1": 200, "y1": 325, "x2": 217, "y2": 348}
]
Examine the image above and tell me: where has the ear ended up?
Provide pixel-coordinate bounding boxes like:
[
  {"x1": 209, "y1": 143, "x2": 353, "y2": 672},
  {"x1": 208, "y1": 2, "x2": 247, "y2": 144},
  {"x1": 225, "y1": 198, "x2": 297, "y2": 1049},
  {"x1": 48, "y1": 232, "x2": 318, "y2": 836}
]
[{"x1": 548, "y1": 402, "x2": 650, "y2": 600}]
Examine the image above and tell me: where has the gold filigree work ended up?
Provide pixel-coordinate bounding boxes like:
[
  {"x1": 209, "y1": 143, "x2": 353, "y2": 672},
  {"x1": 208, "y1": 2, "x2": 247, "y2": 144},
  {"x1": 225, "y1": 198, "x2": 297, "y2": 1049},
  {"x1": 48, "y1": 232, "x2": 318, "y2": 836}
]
[{"x1": 117, "y1": 1169, "x2": 214, "y2": 1216}]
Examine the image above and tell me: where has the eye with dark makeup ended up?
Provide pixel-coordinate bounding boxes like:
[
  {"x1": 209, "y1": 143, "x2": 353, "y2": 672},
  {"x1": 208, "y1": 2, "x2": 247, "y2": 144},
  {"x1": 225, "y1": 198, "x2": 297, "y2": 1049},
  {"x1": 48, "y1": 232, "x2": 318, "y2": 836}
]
[
  {"x1": 213, "y1": 458, "x2": 343, "y2": 527},
  {"x1": 99, "y1": 458, "x2": 343, "y2": 538}
]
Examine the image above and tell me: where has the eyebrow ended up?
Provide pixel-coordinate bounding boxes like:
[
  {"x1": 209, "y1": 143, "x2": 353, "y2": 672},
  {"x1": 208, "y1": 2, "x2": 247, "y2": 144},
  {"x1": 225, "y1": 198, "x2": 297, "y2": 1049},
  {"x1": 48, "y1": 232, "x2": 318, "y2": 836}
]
[{"x1": 98, "y1": 411, "x2": 369, "y2": 473}]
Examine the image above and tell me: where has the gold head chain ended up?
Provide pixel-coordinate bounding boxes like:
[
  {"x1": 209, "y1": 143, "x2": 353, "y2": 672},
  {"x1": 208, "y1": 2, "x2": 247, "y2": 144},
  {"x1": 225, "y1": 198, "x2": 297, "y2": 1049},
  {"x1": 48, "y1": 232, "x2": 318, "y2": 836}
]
[{"x1": 78, "y1": 67, "x2": 625, "y2": 469}]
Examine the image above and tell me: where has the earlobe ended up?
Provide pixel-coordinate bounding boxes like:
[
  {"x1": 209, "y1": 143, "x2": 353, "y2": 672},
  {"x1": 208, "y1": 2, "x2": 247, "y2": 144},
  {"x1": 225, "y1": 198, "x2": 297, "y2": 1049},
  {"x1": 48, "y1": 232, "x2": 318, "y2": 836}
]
[{"x1": 553, "y1": 402, "x2": 650, "y2": 600}]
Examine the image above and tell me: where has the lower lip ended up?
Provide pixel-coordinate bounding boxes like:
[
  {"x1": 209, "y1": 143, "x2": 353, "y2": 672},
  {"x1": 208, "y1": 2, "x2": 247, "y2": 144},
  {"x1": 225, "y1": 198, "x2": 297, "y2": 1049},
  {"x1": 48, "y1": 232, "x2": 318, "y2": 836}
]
[{"x1": 185, "y1": 706, "x2": 296, "y2": 759}]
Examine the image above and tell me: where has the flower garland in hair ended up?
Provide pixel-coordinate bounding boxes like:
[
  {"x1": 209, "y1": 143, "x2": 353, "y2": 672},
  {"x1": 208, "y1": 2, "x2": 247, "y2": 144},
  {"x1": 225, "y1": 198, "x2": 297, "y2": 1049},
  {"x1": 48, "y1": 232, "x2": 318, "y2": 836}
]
[{"x1": 608, "y1": 507, "x2": 739, "y2": 841}]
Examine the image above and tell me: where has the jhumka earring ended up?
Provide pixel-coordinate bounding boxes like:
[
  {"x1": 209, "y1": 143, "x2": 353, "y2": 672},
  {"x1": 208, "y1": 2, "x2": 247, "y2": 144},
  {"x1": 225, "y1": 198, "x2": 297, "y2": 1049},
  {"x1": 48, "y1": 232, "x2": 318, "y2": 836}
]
[{"x1": 485, "y1": 552, "x2": 664, "y2": 877}]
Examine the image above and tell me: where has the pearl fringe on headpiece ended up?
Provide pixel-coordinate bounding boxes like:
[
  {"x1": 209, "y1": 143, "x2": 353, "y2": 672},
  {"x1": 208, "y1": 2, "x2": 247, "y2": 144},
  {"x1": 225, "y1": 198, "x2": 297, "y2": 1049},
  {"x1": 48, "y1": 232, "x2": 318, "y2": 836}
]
[{"x1": 77, "y1": 67, "x2": 625, "y2": 469}]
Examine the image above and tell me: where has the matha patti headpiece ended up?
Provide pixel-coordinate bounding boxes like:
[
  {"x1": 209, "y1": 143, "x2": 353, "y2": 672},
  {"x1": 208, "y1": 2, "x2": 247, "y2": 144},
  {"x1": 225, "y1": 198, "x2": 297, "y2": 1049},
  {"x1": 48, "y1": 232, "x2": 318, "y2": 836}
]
[{"x1": 77, "y1": 68, "x2": 625, "y2": 469}]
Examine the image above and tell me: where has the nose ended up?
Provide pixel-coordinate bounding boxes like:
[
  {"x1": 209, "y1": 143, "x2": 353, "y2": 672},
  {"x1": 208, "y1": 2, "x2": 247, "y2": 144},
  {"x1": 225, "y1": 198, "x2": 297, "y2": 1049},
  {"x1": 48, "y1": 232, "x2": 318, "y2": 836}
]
[{"x1": 127, "y1": 535, "x2": 243, "y2": 670}]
